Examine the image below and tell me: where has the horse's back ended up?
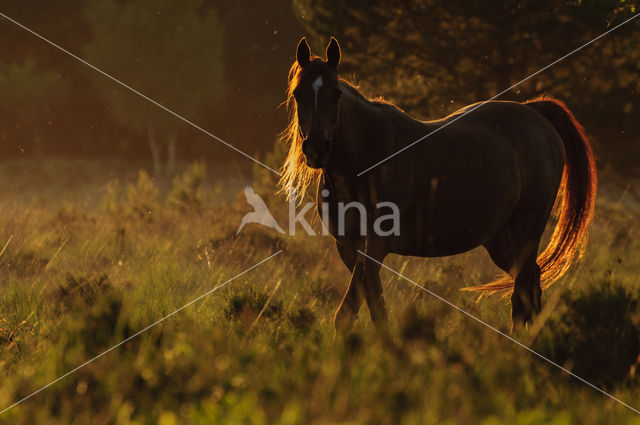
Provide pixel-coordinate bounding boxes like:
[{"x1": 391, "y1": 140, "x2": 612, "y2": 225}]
[
  {"x1": 383, "y1": 100, "x2": 565, "y2": 257},
  {"x1": 468, "y1": 101, "x2": 565, "y2": 200},
  {"x1": 446, "y1": 100, "x2": 565, "y2": 163},
  {"x1": 438, "y1": 101, "x2": 565, "y2": 204}
]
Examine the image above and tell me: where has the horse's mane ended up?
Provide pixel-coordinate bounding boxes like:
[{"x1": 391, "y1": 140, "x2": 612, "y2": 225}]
[
  {"x1": 278, "y1": 59, "x2": 321, "y2": 202},
  {"x1": 278, "y1": 58, "x2": 375, "y2": 202}
]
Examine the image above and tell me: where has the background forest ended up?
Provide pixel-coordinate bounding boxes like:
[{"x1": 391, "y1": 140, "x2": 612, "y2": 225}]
[{"x1": 0, "y1": 0, "x2": 639, "y2": 172}]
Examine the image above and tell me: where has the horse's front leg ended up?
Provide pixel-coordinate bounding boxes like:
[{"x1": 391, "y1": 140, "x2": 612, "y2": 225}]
[
  {"x1": 333, "y1": 239, "x2": 364, "y2": 333},
  {"x1": 334, "y1": 258, "x2": 365, "y2": 333},
  {"x1": 344, "y1": 236, "x2": 389, "y2": 331},
  {"x1": 361, "y1": 252, "x2": 387, "y2": 332}
]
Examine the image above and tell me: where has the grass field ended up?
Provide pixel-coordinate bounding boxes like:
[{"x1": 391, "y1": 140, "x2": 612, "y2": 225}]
[{"x1": 1, "y1": 158, "x2": 640, "y2": 424}]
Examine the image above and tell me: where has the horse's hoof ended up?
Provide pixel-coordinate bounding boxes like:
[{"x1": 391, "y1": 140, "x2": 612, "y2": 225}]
[
  {"x1": 510, "y1": 315, "x2": 531, "y2": 333},
  {"x1": 510, "y1": 287, "x2": 539, "y2": 330}
]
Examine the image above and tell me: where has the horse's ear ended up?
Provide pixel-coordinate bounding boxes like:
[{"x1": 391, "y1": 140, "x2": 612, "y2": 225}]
[
  {"x1": 296, "y1": 37, "x2": 310, "y2": 67},
  {"x1": 326, "y1": 37, "x2": 340, "y2": 69}
]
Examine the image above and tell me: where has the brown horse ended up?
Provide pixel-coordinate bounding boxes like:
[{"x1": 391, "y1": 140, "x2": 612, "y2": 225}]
[{"x1": 280, "y1": 37, "x2": 597, "y2": 331}]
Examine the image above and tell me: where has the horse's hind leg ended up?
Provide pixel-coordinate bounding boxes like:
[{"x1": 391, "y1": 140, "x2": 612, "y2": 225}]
[
  {"x1": 484, "y1": 219, "x2": 544, "y2": 325},
  {"x1": 483, "y1": 227, "x2": 516, "y2": 278},
  {"x1": 511, "y1": 252, "x2": 542, "y2": 324}
]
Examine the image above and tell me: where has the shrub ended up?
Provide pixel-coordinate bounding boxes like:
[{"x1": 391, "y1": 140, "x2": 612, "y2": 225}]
[
  {"x1": 125, "y1": 170, "x2": 160, "y2": 221},
  {"x1": 224, "y1": 288, "x2": 282, "y2": 325},
  {"x1": 53, "y1": 273, "x2": 113, "y2": 313},
  {"x1": 100, "y1": 178, "x2": 122, "y2": 215},
  {"x1": 532, "y1": 282, "x2": 640, "y2": 389},
  {"x1": 167, "y1": 161, "x2": 206, "y2": 214},
  {"x1": 287, "y1": 307, "x2": 316, "y2": 334},
  {"x1": 252, "y1": 139, "x2": 287, "y2": 202}
]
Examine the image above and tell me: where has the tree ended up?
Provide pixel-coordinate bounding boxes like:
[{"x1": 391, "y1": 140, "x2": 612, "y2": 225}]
[
  {"x1": 83, "y1": 0, "x2": 224, "y2": 177},
  {"x1": 0, "y1": 59, "x2": 67, "y2": 156},
  {"x1": 205, "y1": 0, "x2": 307, "y2": 158},
  {"x1": 0, "y1": 0, "x2": 133, "y2": 158}
]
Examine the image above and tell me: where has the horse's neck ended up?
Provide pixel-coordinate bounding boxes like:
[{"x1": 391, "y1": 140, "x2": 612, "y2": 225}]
[
  {"x1": 322, "y1": 85, "x2": 427, "y2": 206},
  {"x1": 318, "y1": 87, "x2": 384, "y2": 206},
  {"x1": 321, "y1": 167, "x2": 355, "y2": 203},
  {"x1": 333, "y1": 84, "x2": 427, "y2": 169},
  {"x1": 331, "y1": 87, "x2": 379, "y2": 170}
]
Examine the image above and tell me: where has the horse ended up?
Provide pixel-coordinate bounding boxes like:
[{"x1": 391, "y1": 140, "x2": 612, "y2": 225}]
[{"x1": 279, "y1": 37, "x2": 597, "y2": 332}]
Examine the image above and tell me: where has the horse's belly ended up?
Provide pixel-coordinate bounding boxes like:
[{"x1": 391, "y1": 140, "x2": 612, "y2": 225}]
[
  {"x1": 389, "y1": 163, "x2": 520, "y2": 257},
  {"x1": 391, "y1": 213, "x2": 493, "y2": 257}
]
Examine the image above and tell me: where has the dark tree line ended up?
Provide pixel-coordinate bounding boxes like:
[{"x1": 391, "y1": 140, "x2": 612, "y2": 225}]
[
  {"x1": 0, "y1": 0, "x2": 304, "y2": 170},
  {"x1": 1, "y1": 1, "x2": 638, "y2": 171},
  {"x1": 293, "y1": 0, "x2": 640, "y2": 167}
]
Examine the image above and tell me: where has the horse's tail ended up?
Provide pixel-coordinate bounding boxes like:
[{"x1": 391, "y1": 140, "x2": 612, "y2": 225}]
[{"x1": 465, "y1": 97, "x2": 597, "y2": 297}]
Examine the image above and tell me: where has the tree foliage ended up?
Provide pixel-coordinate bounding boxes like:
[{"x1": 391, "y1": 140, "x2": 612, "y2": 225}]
[
  {"x1": 83, "y1": 0, "x2": 224, "y2": 142},
  {"x1": 0, "y1": 59, "x2": 68, "y2": 154},
  {"x1": 293, "y1": 0, "x2": 640, "y2": 149}
]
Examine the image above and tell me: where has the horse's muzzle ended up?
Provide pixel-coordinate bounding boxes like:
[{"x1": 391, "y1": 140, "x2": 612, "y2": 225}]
[{"x1": 302, "y1": 138, "x2": 330, "y2": 169}]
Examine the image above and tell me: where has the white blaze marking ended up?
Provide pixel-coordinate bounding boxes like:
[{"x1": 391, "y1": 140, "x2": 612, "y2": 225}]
[{"x1": 312, "y1": 76, "x2": 323, "y2": 110}]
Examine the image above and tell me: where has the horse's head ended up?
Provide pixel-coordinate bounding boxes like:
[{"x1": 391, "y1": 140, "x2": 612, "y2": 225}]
[{"x1": 293, "y1": 37, "x2": 342, "y2": 169}]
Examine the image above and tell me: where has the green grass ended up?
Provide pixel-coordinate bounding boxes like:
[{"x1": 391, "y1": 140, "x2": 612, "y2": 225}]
[{"x1": 1, "y1": 158, "x2": 640, "y2": 424}]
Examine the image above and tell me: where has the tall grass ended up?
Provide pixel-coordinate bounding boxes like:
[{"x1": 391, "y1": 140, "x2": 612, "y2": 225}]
[{"x1": 0, "y1": 158, "x2": 639, "y2": 424}]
